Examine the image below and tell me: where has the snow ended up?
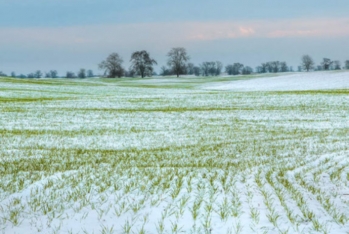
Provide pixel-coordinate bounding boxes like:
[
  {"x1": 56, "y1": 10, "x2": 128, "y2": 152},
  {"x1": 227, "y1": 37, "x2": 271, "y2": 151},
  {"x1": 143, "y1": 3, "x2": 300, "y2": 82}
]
[
  {"x1": 1, "y1": 74, "x2": 349, "y2": 233},
  {"x1": 204, "y1": 71, "x2": 349, "y2": 91}
]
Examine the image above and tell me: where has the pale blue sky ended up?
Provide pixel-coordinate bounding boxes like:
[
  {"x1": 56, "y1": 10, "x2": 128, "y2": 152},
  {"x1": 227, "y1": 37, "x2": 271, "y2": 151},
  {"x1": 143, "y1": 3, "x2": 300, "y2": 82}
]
[{"x1": 1, "y1": 0, "x2": 349, "y2": 74}]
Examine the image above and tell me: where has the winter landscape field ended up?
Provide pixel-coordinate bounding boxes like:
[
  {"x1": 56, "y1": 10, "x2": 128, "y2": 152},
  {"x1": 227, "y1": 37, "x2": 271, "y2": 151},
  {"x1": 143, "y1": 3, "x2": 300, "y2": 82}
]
[{"x1": 1, "y1": 71, "x2": 349, "y2": 234}]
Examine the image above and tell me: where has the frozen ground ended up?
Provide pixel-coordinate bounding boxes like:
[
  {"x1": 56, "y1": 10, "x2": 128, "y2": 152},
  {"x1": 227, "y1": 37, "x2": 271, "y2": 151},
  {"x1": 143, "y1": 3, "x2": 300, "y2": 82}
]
[
  {"x1": 205, "y1": 71, "x2": 349, "y2": 91},
  {"x1": 1, "y1": 72, "x2": 349, "y2": 234}
]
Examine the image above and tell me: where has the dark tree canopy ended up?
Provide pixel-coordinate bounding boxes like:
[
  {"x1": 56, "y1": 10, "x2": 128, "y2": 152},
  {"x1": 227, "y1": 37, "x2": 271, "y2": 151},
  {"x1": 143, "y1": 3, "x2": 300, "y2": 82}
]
[
  {"x1": 130, "y1": 50, "x2": 157, "y2": 78},
  {"x1": 301, "y1": 55, "x2": 315, "y2": 72},
  {"x1": 167, "y1": 47, "x2": 190, "y2": 77},
  {"x1": 99, "y1": 53, "x2": 125, "y2": 78}
]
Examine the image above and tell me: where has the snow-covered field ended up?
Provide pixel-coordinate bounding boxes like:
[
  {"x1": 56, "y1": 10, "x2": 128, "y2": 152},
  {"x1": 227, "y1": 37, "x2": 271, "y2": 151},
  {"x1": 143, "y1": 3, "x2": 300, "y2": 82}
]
[
  {"x1": 1, "y1": 72, "x2": 349, "y2": 234},
  {"x1": 205, "y1": 71, "x2": 349, "y2": 91}
]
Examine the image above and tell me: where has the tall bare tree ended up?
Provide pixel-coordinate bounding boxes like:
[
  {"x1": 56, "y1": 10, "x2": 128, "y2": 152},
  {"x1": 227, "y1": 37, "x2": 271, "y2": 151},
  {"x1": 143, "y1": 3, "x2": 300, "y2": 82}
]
[
  {"x1": 99, "y1": 53, "x2": 125, "y2": 78},
  {"x1": 130, "y1": 50, "x2": 157, "y2": 78},
  {"x1": 301, "y1": 55, "x2": 314, "y2": 72},
  {"x1": 167, "y1": 47, "x2": 190, "y2": 77}
]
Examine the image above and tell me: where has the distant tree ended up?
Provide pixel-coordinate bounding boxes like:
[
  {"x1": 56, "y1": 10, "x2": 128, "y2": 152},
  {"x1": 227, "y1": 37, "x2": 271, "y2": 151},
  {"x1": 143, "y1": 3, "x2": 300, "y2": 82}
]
[
  {"x1": 78, "y1": 69, "x2": 86, "y2": 78},
  {"x1": 130, "y1": 50, "x2": 157, "y2": 78},
  {"x1": 167, "y1": 47, "x2": 190, "y2": 77},
  {"x1": 27, "y1": 73, "x2": 35, "y2": 78},
  {"x1": 280, "y1": 62, "x2": 288, "y2": 72},
  {"x1": 0, "y1": 71, "x2": 7, "y2": 77},
  {"x1": 99, "y1": 53, "x2": 125, "y2": 78},
  {"x1": 321, "y1": 58, "x2": 332, "y2": 70},
  {"x1": 200, "y1": 61, "x2": 221, "y2": 76},
  {"x1": 50, "y1": 70, "x2": 58, "y2": 78},
  {"x1": 186, "y1": 63, "x2": 195, "y2": 75},
  {"x1": 160, "y1": 66, "x2": 172, "y2": 76},
  {"x1": 200, "y1": 62, "x2": 211, "y2": 76},
  {"x1": 193, "y1": 66, "x2": 201, "y2": 76},
  {"x1": 124, "y1": 68, "x2": 135, "y2": 77},
  {"x1": 259, "y1": 63, "x2": 268, "y2": 73},
  {"x1": 19, "y1": 74, "x2": 26, "y2": 78},
  {"x1": 225, "y1": 63, "x2": 244, "y2": 75},
  {"x1": 333, "y1": 61, "x2": 341, "y2": 70},
  {"x1": 289, "y1": 66, "x2": 294, "y2": 72},
  {"x1": 215, "y1": 61, "x2": 223, "y2": 76},
  {"x1": 301, "y1": 55, "x2": 314, "y2": 72},
  {"x1": 269, "y1": 61, "x2": 281, "y2": 73},
  {"x1": 11, "y1": 72, "x2": 16, "y2": 77},
  {"x1": 87, "y1": 70, "x2": 94, "y2": 77},
  {"x1": 241, "y1": 66, "x2": 253, "y2": 75},
  {"x1": 45, "y1": 72, "x2": 51, "y2": 78},
  {"x1": 297, "y1": 66, "x2": 302, "y2": 72},
  {"x1": 345, "y1": 60, "x2": 349, "y2": 69},
  {"x1": 266, "y1": 62, "x2": 273, "y2": 73},
  {"x1": 66, "y1": 71, "x2": 76, "y2": 78},
  {"x1": 34, "y1": 70, "x2": 42, "y2": 78}
]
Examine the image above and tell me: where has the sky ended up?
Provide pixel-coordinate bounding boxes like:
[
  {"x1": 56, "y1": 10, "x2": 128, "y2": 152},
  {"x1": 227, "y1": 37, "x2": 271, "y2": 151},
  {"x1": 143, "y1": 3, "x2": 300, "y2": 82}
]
[{"x1": 1, "y1": 0, "x2": 349, "y2": 75}]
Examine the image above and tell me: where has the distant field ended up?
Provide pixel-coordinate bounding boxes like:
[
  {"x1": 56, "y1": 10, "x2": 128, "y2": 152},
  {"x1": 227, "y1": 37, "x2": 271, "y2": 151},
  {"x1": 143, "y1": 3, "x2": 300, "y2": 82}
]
[{"x1": 1, "y1": 72, "x2": 349, "y2": 234}]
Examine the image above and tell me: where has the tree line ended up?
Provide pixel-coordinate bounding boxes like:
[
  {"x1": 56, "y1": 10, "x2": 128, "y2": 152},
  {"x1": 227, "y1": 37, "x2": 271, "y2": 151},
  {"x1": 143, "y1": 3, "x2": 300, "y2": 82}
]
[{"x1": 1, "y1": 48, "x2": 349, "y2": 78}]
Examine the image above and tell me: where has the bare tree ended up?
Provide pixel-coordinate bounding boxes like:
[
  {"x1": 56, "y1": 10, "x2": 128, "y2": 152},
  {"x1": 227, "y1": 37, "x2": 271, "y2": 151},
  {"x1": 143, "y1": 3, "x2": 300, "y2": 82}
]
[
  {"x1": 225, "y1": 63, "x2": 244, "y2": 75},
  {"x1": 11, "y1": 72, "x2": 16, "y2": 77},
  {"x1": 87, "y1": 70, "x2": 94, "y2": 77},
  {"x1": 130, "y1": 50, "x2": 157, "y2": 78},
  {"x1": 167, "y1": 47, "x2": 190, "y2": 77},
  {"x1": 321, "y1": 58, "x2": 332, "y2": 70},
  {"x1": 215, "y1": 61, "x2": 223, "y2": 76},
  {"x1": 50, "y1": 70, "x2": 58, "y2": 78},
  {"x1": 66, "y1": 71, "x2": 75, "y2": 78},
  {"x1": 34, "y1": 70, "x2": 42, "y2": 78},
  {"x1": 99, "y1": 53, "x2": 125, "y2": 78},
  {"x1": 301, "y1": 55, "x2": 314, "y2": 72},
  {"x1": 78, "y1": 69, "x2": 86, "y2": 78},
  {"x1": 160, "y1": 66, "x2": 172, "y2": 76},
  {"x1": 280, "y1": 62, "x2": 288, "y2": 72},
  {"x1": 345, "y1": 60, "x2": 349, "y2": 69},
  {"x1": 333, "y1": 61, "x2": 341, "y2": 70},
  {"x1": 200, "y1": 62, "x2": 211, "y2": 76},
  {"x1": 193, "y1": 66, "x2": 201, "y2": 76},
  {"x1": 241, "y1": 66, "x2": 253, "y2": 75},
  {"x1": 200, "y1": 61, "x2": 221, "y2": 76},
  {"x1": 186, "y1": 63, "x2": 195, "y2": 75}
]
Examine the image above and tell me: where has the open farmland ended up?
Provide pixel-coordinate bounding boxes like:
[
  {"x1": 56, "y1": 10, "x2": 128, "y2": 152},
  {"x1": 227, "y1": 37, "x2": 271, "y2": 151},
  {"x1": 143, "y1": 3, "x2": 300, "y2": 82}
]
[{"x1": 1, "y1": 72, "x2": 349, "y2": 234}]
